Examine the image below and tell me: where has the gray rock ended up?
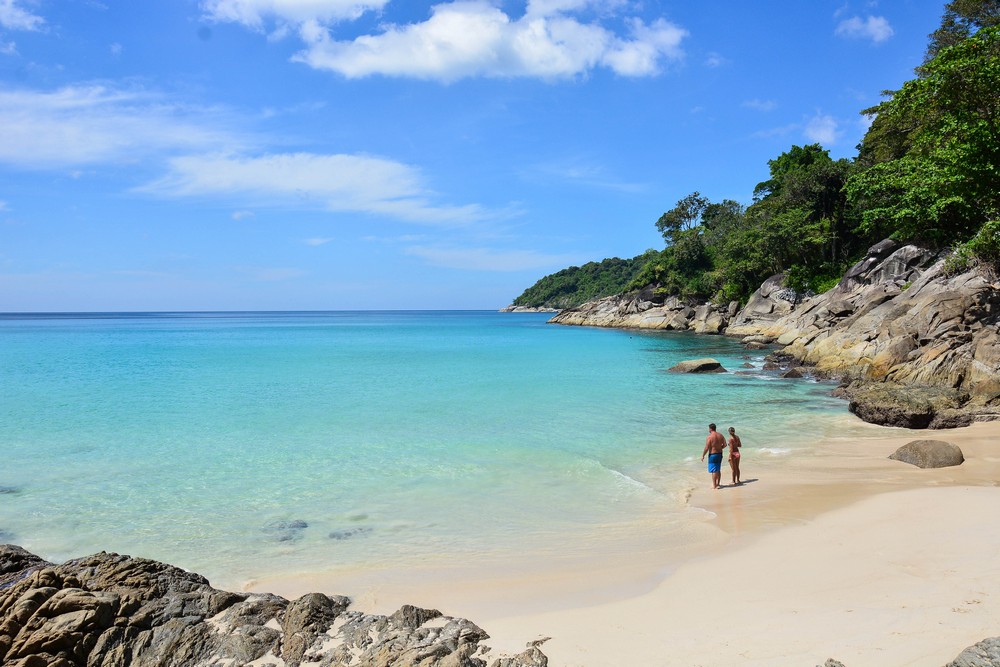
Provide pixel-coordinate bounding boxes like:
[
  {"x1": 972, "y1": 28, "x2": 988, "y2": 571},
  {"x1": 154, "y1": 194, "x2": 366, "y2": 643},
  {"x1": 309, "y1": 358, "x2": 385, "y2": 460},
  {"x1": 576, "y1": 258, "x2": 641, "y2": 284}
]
[
  {"x1": 668, "y1": 358, "x2": 726, "y2": 374},
  {"x1": 841, "y1": 383, "x2": 968, "y2": 429},
  {"x1": 818, "y1": 661, "x2": 847, "y2": 667},
  {"x1": 0, "y1": 545, "x2": 544, "y2": 667},
  {"x1": 889, "y1": 439, "x2": 965, "y2": 468},
  {"x1": 782, "y1": 368, "x2": 804, "y2": 379},
  {"x1": 945, "y1": 636, "x2": 1000, "y2": 666}
]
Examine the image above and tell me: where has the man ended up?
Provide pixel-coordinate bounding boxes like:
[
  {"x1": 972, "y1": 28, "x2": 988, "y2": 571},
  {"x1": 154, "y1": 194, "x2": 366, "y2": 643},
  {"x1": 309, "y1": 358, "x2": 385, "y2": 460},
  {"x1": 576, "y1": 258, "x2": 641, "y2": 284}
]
[{"x1": 701, "y1": 423, "x2": 727, "y2": 489}]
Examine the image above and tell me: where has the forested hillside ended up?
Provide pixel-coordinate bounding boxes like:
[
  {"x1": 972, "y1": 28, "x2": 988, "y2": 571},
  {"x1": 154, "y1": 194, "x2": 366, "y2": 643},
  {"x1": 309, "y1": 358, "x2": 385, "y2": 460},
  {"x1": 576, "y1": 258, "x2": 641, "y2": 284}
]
[
  {"x1": 512, "y1": 0, "x2": 999, "y2": 310},
  {"x1": 510, "y1": 251, "x2": 658, "y2": 309}
]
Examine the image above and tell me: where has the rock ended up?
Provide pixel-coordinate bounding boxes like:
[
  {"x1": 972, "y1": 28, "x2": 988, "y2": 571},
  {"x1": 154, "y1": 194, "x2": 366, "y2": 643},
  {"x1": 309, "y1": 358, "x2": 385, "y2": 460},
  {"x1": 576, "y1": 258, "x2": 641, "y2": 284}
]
[
  {"x1": 0, "y1": 545, "x2": 544, "y2": 667},
  {"x1": 889, "y1": 439, "x2": 965, "y2": 468},
  {"x1": 667, "y1": 358, "x2": 726, "y2": 374},
  {"x1": 745, "y1": 341, "x2": 769, "y2": 350},
  {"x1": 781, "y1": 368, "x2": 804, "y2": 379},
  {"x1": 329, "y1": 526, "x2": 374, "y2": 540},
  {"x1": 826, "y1": 299, "x2": 855, "y2": 317},
  {"x1": 261, "y1": 519, "x2": 308, "y2": 542},
  {"x1": 945, "y1": 636, "x2": 1000, "y2": 667},
  {"x1": 819, "y1": 661, "x2": 847, "y2": 667},
  {"x1": 840, "y1": 382, "x2": 968, "y2": 429},
  {"x1": 549, "y1": 292, "x2": 734, "y2": 332},
  {"x1": 741, "y1": 362, "x2": 754, "y2": 369},
  {"x1": 499, "y1": 306, "x2": 560, "y2": 313}
]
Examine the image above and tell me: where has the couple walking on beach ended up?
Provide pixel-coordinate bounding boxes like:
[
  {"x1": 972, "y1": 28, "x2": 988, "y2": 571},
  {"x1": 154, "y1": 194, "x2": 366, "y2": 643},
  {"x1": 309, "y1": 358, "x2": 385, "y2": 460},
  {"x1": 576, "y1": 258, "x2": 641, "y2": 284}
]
[{"x1": 700, "y1": 423, "x2": 742, "y2": 489}]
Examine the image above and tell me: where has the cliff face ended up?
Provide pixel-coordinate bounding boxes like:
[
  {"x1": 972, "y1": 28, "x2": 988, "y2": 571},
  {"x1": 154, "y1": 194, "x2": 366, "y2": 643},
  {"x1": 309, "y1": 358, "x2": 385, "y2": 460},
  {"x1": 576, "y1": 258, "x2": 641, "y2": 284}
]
[{"x1": 551, "y1": 240, "x2": 1000, "y2": 428}]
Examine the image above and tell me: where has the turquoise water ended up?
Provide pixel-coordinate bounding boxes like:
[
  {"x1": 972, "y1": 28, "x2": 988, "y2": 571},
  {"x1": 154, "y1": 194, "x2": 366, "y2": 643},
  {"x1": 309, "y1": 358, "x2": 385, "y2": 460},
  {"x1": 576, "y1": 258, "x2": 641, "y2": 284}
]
[{"x1": 0, "y1": 311, "x2": 850, "y2": 588}]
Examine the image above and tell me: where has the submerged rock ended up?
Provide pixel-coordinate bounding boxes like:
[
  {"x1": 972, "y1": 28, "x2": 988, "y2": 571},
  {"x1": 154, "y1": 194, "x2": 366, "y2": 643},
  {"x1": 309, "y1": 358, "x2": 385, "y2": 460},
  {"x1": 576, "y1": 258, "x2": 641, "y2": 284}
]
[
  {"x1": 262, "y1": 519, "x2": 308, "y2": 542},
  {"x1": 329, "y1": 526, "x2": 374, "y2": 540},
  {"x1": 889, "y1": 439, "x2": 965, "y2": 468},
  {"x1": 0, "y1": 545, "x2": 545, "y2": 667},
  {"x1": 667, "y1": 358, "x2": 726, "y2": 374}
]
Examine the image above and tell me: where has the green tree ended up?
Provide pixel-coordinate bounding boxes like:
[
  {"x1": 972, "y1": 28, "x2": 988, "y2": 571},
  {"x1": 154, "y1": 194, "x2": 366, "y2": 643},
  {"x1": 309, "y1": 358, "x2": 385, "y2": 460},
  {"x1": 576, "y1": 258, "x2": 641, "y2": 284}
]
[
  {"x1": 924, "y1": 0, "x2": 1000, "y2": 64},
  {"x1": 847, "y1": 25, "x2": 1000, "y2": 247}
]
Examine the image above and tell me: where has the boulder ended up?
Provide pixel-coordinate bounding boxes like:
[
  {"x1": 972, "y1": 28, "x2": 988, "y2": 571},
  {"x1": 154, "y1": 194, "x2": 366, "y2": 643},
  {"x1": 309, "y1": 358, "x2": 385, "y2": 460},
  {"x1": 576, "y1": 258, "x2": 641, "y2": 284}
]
[
  {"x1": 667, "y1": 358, "x2": 726, "y2": 374},
  {"x1": 889, "y1": 439, "x2": 965, "y2": 468},
  {"x1": 839, "y1": 382, "x2": 968, "y2": 429},
  {"x1": 945, "y1": 636, "x2": 1000, "y2": 667}
]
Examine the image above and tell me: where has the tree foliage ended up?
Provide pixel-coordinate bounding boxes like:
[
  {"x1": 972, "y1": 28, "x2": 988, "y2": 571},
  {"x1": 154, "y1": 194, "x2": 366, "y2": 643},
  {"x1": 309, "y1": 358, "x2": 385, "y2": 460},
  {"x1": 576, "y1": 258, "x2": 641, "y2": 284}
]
[
  {"x1": 847, "y1": 25, "x2": 1000, "y2": 247},
  {"x1": 511, "y1": 251, "x2": 659, "y2": 309}
]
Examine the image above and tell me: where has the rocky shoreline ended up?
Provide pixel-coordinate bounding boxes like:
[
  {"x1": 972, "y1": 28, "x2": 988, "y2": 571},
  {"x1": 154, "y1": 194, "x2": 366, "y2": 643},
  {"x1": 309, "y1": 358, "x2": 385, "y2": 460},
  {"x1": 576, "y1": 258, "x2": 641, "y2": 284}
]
[
  {"x1": 548, "y1": 239, "x2": 1000, "y2": 429},
  {"x1": 0, "y1": 545, "x2": 547, "y2": 667}
]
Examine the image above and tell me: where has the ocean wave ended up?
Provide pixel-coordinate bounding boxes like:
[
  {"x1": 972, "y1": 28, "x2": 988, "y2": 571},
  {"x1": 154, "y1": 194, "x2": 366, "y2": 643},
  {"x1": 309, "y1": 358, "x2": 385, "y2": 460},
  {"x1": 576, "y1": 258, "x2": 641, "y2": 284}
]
[{"x1": 755, "y1": 447, "x2": 793, "y2": 455}]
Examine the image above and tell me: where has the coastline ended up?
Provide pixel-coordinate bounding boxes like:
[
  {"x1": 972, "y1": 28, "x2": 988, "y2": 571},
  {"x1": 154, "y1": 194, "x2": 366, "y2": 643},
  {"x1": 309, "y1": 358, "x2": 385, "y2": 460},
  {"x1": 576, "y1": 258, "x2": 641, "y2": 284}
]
[{"x1": 251, "y1": 419, "x2": 1000, "y2": 666}]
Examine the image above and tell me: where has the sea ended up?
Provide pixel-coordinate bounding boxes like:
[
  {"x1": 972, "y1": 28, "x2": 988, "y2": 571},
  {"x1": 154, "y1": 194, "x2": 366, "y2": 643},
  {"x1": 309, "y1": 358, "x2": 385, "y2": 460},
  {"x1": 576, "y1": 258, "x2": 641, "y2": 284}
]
[{"x1": 0, "y1": 311, "x2": 873, "y2": 590}]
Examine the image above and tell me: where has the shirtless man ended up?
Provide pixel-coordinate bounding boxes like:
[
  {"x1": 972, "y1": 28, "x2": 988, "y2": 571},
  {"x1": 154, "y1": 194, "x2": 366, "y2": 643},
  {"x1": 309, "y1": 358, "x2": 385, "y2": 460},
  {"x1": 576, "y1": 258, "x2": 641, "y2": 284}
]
[{"x1": 700, "y1": 423, "x2": 727, "y2": 489}]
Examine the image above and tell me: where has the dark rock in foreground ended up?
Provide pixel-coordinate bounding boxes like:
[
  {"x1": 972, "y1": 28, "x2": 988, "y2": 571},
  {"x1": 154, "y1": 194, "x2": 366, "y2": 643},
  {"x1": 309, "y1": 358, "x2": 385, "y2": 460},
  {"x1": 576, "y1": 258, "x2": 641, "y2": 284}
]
[
  {"x1": 667, "y1": 358, "x2": 726, "y2": 374},
  {"x1": 889, "y1": 439, "x2": 965, "y2": 468},
  {"x1": 946, "y1": 636, "x2": 1000, "y2": 667},
  {"x1": 0, "y1": 544, "x2": 546, "y2": 667}
]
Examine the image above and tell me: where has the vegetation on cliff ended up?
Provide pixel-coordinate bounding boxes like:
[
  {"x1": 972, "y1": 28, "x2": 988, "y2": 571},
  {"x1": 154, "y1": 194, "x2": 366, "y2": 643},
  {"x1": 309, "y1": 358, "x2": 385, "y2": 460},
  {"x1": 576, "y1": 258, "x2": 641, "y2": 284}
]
[
  {"x1": 512, "y1": 0, "x2": 1000, "y2": 309},
  {"x1": 510, "y1": 251, "x2": 659, "y2": 309}
]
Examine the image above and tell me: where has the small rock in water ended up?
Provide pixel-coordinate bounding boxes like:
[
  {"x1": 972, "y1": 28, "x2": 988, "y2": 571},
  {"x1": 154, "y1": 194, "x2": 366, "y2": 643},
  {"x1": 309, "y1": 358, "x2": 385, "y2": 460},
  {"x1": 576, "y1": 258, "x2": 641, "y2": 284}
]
[
  {"x1": 667, "y1": 358, "x2": 726, "y2": 373},
  {"x1": 329, "y1": 526, "x2": 373, "y2": 540},
  {"x1": 262, "y1": 519, "x2": 309, "y2": 542},
  {"x1": 0, "y1": 486, "x2": 20, "y2": 495}
]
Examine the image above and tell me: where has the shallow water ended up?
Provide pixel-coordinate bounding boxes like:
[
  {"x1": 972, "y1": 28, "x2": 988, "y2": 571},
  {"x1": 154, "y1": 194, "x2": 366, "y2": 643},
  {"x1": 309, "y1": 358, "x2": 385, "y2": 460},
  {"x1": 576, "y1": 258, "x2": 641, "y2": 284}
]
[{"x1": 0, "y1": 311, "x2": 859, "y2": 587}]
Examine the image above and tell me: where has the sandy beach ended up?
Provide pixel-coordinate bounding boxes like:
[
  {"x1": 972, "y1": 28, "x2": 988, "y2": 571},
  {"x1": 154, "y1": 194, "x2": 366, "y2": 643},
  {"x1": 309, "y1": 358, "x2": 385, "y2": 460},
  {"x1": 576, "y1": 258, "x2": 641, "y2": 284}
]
[{"x1": 254, "y1": 419, "x2": 1000, "y2": 666}]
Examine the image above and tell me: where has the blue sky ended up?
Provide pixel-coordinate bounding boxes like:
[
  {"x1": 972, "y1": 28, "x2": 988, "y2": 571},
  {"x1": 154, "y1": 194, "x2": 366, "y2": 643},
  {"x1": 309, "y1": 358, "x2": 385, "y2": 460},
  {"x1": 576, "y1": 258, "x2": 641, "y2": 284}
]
[{"x1": 1, "y1": 0, "x2": 946, "y2": 311}]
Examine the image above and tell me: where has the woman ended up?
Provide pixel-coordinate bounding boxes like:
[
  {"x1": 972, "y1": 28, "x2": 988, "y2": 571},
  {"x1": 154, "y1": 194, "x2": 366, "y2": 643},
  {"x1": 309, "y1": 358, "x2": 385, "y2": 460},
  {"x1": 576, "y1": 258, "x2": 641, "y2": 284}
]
[{"x1": 727, "y1": 427, "x2": 742, "y2": 485}]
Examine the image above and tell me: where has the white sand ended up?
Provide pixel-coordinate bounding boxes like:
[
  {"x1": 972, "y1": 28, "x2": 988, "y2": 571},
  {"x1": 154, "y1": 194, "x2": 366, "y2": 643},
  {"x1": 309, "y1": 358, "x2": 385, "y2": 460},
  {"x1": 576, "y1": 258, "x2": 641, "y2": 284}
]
[{"x1": 256, "y1": 421, "x2": 1000, "y2": 666}]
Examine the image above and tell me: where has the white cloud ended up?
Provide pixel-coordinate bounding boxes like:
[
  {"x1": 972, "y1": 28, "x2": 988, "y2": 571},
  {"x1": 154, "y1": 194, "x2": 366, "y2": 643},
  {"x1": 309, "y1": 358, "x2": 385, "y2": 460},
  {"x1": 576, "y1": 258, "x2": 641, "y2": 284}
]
[
  {"x1": 835, "y1": 15, "x2": 894, "y2": 43},
  {"x1": 305, "y1": 237, "x2": 334, "y2": 245},
  {"x1": 294, "y1": 3, "x2": 686, "y2": 81},
  {"x1": 0, "y1": 85, "x2": 248, "y2": 168},
  {"x1": 704, "y1": 52, "x2": 725, "y2": 68},
  {"x1": 0, "y1": 0, "x2": 44, "y2": 31},
  {"x1": 804, "y1": 112, "x2": 840, "y2": 145},
  {"x1": 201, "y1": 0, "x2": 388, "y2": 29},
  {"x1": 0, "y1": 200, "x2": 8, "y2": 211},
  {"x1": 110, "y1": 42, "x2": 123, "y2": 56},
  {"x1": 743, "y1": 98, "x2": 777, "y2": 112},
  {"x1": 1, "y1": 40, "x2": 17, "y2": 55},
  {"x1": 231, "y1": 209, "x2": 255, "y2": 220},
  {"x1": 140, "y1": 152, "x2": 492, "y2": 225},
  {"x1": 405, "y1": 245, "x2": 581, "y2": 271},
  {"x1": 526, "y1": 158, "x2": 644, "y2": 192}
]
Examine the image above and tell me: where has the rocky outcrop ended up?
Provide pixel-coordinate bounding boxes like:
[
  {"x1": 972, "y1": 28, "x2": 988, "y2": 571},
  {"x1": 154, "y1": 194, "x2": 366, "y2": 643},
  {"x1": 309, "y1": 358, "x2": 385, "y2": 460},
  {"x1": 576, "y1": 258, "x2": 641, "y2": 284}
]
[
  {"x1": 727, "y1": 240, "x2": 1000, "y2": 428},
  {"x1": 889, "y1": 439, "x2": 965, "y2": 468},
  {"x1": 548, "y1": 287, "x2": 738, "y2": 333},
  {"x1": 946, "y1": 637, "x2": 1000, "y2": 667},
  {"x1": 667, "y1": 358, "x2": 726, "y2": 373},
  {"x1": 546, "y1": 238, "x2": 1000, "y2": 427},
  {"x1": 0, "y1": 545, "x2": 546, "y2": 667},
  {"x1": 498, "y1": 306, "x2": 560, "y2": 313}
]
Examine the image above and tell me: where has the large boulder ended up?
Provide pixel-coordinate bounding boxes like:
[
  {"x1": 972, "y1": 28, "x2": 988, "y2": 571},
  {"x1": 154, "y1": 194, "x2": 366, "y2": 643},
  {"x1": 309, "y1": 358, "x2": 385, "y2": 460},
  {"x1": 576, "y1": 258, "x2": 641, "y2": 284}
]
[
  {"x1": 889, "y1": 439, "x2": 965, "y2": 468},
  {"x1": 667, "y1": 358, "x2": 726, "y2": 373},
  {"x1": 837, "y1": 382, "x2": 968, "y2": 429}
]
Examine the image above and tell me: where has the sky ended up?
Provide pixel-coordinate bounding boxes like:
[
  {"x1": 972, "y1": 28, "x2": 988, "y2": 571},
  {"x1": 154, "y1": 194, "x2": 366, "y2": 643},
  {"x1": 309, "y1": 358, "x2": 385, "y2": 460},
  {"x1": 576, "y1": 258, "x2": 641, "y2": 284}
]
[{"x1": 0, "y1": 0, "x2": 949, "y2": 311}]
